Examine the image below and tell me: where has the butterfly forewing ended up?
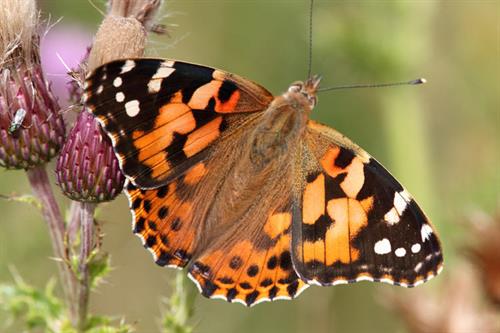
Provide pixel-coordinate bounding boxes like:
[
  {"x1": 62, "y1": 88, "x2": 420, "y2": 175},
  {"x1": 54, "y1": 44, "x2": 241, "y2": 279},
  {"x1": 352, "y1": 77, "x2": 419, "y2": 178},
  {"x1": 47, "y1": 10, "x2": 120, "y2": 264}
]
[
  {"x1": 84, "y1": 58, "x2": 273, "y2": 188},
  {"x1": 291, "y1": 120, "x2": 443, "y2": 287}
]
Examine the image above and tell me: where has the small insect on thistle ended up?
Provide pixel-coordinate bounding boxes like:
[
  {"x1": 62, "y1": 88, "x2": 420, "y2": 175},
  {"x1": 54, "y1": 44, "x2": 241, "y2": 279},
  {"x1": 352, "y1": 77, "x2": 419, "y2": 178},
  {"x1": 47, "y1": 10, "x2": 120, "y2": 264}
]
[{"x1": 8, "y1": 108, "x2": 27, "y2": 134}]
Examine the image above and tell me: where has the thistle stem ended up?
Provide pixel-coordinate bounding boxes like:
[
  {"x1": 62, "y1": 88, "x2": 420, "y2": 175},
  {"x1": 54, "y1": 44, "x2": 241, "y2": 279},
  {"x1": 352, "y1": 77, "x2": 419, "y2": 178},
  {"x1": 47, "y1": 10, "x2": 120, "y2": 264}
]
[
  {"x1": 77, "y1": 201, "x2": 96, "y2": 332},
  {"x1": 26, "y1": 165, "x2": 78, "y2": 324}
]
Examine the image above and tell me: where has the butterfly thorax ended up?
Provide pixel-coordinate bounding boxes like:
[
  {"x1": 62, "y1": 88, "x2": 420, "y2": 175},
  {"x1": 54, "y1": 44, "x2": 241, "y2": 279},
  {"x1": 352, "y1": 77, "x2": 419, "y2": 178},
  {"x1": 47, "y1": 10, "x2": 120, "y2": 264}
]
[
  {"x1": 206, "y1": 80, "x2": 319, "y2": 231},
  {"x1": 245, "y1": 76, "x2": 320, "y2": 166}
]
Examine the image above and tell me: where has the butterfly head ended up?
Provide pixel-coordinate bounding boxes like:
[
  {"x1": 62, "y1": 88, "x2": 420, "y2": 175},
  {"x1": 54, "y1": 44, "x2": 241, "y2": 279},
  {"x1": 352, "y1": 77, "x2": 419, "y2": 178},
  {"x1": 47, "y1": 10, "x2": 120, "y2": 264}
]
[{"x1": 287, "y1": 75, "x2": 321, "y2": 109}]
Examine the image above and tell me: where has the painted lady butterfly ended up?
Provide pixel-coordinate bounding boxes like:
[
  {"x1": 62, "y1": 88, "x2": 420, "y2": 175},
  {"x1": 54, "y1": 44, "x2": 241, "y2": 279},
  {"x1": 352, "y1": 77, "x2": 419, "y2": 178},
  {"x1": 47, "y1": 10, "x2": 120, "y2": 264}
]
[{"x1": 83, "y1": 59, "x2": 443, "y2": 306}]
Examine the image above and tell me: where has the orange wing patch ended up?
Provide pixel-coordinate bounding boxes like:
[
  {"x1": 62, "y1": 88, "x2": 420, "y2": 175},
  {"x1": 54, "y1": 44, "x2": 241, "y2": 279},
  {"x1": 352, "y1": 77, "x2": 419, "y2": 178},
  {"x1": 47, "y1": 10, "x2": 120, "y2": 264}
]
[
  {"x1": 189, "y1": 211, "x2": 308, "y2": 306},
  {"x1": 302, "y1": 173, "x2": 325, "y2": 225},
  {"x1": 183, "y1": 117, "x2": 223, "y2": 157},
  {"x1": 187, "y1": 79, "x2": 241, "y2": 113},
  {"x1": 126, "y1": 178, "x2": 198, "y2": 268}
]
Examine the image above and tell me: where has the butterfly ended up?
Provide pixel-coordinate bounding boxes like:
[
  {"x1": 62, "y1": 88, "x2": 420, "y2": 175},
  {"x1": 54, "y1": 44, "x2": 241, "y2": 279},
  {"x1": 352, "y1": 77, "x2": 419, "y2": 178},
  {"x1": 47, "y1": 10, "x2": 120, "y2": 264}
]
[{"x1": 83, "y1": 58, "x2": 443, "y2": 306}]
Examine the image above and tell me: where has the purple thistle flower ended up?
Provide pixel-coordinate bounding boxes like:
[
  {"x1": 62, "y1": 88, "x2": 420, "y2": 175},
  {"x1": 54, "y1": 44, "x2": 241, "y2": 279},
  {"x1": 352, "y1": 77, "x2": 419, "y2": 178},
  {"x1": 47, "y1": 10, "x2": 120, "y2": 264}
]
[
  {"x1": 0, "y1": 60, "x2": 66, "y2": 169},
  {"x1": 0, "y1": 0, "x2": 66, "y2": 169},
  {"x1": 56, "y1": 109, "x2": 125, "y2": 202}
]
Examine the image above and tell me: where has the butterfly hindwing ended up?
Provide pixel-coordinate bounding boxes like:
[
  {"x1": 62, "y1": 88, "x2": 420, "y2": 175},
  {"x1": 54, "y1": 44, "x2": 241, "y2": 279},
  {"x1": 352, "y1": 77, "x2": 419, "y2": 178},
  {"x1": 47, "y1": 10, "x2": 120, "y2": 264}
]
[
  {"x1": 125, "y1": 176, "x2": 198, "y2": 268},
  {"x1": 188, "y1": 201, "x2": 309, "y2": 306},
  {"x1": 84, "y1": 59, "x2": 273, "y2": 188},
  {"x1": 291, "y1": 120, "x2": 443, "y2": 287}
]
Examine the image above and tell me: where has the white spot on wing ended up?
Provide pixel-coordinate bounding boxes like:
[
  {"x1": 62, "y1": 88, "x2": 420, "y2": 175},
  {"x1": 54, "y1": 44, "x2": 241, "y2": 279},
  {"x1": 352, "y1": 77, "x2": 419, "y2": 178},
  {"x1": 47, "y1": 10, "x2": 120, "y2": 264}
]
[
  {"x1": 421, "y1": 224, "x2": 433, "y2": 242},
  {"x1": 400, "y1": 189, "x2": 412, "y2": 201},
  {"x1": 411, "y1": 243, "x2": 421, "y2": 253},
  {"x1": 162, "y1": 60, "x2": 175, "y2": 67},
  {"x1": 414, "y1": 262, "x2": 423, "y2": 272},
  {"x1": 148, "y1": 66, "x2": 175, "y2": 93},
  {"x1": 113, "y1": 77, "x2": 122, "y2": 87},
  {"x1": 155, "y1": 66, "x2": 176, "y2": 78},
  {"x1": 384, "y1": 207, "x2": 400, "y2": 225},
  {"x1": 120, "y1": 60, "x2": 135, "y2": 73},
  {"x1": 97, "y1": 85, "x2": 104, "y2": 94},
  {"x1": 125, "y1": 100, "x2": 140, "y2": 117},
  {"x1": 115, "y1": 92, "x2": 125, "y2": 102},
  {"x1": 394, "y1": 191, "x2": 408, "y2": 215},
  {"x1": 395, "y1": 247, "x2": 406, "y2": 257},
  {"x1": 374, "y1": 238, "x2": 392, "y2": 255},
  {"x1": 148, "y1": 80, "x2": 162, "y2": 94}
]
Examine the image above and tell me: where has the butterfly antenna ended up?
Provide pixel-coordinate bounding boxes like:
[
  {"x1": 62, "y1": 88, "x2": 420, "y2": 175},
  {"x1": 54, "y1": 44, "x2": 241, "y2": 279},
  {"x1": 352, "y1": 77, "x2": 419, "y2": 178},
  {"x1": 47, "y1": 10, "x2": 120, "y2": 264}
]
[
  {"x1": 318, "y1": 78, "x2": 426, "y2": 92},
  {"x1": 307, "y1": 0, "x2": 314, "y2": 79}
]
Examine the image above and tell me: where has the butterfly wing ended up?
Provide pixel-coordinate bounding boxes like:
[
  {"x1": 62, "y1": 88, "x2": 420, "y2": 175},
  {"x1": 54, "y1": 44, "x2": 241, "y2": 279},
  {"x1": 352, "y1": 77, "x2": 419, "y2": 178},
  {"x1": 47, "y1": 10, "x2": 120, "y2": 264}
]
[
  {"x1": 291, "y1": 120, "x2": 443, "y2": 287},
  {"x1": 84, "y1": 58, "x2": 273, "y2": 188},
  {"x1": 187, "y1": 199, "x2": 309, "y2": 307},
  {"x1": 123, "y1": 109, "x2": 308, "y2": 306}
]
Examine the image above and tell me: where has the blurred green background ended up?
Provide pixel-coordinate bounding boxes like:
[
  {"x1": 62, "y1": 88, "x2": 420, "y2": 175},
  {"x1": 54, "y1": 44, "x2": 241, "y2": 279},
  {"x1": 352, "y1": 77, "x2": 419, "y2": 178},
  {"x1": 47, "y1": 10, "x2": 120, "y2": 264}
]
[{"x1": 1, "y1": 0, "x2": 498, "y2": 332}]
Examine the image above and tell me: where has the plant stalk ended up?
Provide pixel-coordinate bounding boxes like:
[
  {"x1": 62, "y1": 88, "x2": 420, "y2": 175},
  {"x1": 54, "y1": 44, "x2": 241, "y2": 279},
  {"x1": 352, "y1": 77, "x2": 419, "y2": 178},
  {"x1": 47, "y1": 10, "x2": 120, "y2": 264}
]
[
  {"x1": 77, "y1": 201, "x2": 96, "y2": 332},
  {"x1": 26, "y1": 165, "x2": 78, "y2": 324}
]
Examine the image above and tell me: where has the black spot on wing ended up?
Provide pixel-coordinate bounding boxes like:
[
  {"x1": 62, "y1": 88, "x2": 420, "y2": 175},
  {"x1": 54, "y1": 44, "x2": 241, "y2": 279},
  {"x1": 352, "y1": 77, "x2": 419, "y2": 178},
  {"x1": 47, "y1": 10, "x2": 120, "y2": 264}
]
[
  {"x1": 226, "y1": 288, "x2": 238, "y2": 301},
  {"x1": 334, "y1": 147, "x2": 355, "y2": 168},
  {"x1": 218, "y1": 80, "x2": 238, "y2": 102},
  {"x1": 148, "y1": 220, "x2": 157, "y2": 231},
  {"x1": 145, "y1": 235, "x2": 156, "y2": 247},
  {"x1": 156, "y1": 186, "x2": 168, "y2": 198},
  {"x1": 169, "y1": 62, "x2": 215, "y2": 104},
  {"x1": 134, "y1": 217, "x2": 146, "y2": 233},
  {"x1": 301, "y1": 214, "x2": 331, "y2": 242},
  {"x1": 192, "y1": 108, "x2": 217, "y2": 127},
  {"x1": 325, "y1": 172, "x2": 347, "y2": 200},
  {"x1": 164, "y1": 132, "x2": 188, "y2": 165},
  {"x1": 247, "y1": 265, "x2": 259, "y2": 277},
  {"x1": 306, "y1": 171, "x2": 321, "y2": 183},
  {"x1": 245, "y1": 290, "x2": 260, "y2": 306},
  {"x1": 156, "y1": 252, "x2": 174, "y2": 266},
  {"x1": 267, "y1": 256, "x2": 278, "y2": 270},
  {"x1": 286, "y1": 280, "x2": 299, "y2": 297},
  {"x1": 229, "y1": 256, "x2": 243, "y2": 270},
  {"x1": 157, "y1": 206, "x2": 168, "y2": 219}
]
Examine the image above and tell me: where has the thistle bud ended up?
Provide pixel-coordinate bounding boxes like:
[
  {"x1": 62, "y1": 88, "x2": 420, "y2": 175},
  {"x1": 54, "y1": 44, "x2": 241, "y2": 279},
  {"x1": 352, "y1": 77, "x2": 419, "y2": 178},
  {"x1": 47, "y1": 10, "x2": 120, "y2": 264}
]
[
  {"x1": 0, "y1": 0, "x2": 65, "y2": 169},
  {"x1": 55, "y1": 110, "x2": 125, "y2": 202}
]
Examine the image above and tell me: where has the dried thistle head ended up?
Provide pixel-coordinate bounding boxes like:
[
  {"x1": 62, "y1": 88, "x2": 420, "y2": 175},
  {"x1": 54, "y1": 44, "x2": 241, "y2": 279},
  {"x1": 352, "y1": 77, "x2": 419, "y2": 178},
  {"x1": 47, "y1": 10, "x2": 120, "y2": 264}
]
[
  {"x1": 0, "y1": 0, "x2": 65, "y2": 169},
  {"x1": 0, "y1": 0, "x2": 39, "y2": 68}
]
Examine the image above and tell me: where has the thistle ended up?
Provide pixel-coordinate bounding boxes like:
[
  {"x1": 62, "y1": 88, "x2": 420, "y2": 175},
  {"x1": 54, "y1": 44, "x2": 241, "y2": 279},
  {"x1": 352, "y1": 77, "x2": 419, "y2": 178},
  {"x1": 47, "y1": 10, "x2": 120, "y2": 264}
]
[
  {"x1": 55, "y1": 109, "x2": 125, "y2": 202},
  {"x1": 0, "y1": 0, "x2": 65, "y2": 169}
]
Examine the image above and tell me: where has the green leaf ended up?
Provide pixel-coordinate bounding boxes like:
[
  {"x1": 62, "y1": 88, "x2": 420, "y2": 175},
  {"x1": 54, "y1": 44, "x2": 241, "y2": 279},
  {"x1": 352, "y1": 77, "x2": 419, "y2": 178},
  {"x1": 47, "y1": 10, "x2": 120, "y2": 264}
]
[
  {"x1": 88, "y1": 252, "x2": 112, "y2": 289},
  {"x1": 0, "y1": 275, "x2": 68, "y2": 333},
  {"x1": 85, "y1": 315, "x2": 135, "y2": 333},
  {"x1": 160, "y1": 272, "x2": 196, "y2": 333}
]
